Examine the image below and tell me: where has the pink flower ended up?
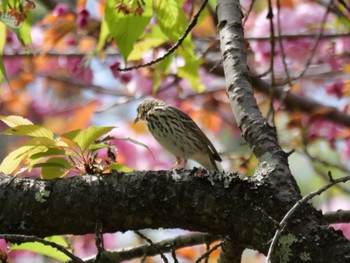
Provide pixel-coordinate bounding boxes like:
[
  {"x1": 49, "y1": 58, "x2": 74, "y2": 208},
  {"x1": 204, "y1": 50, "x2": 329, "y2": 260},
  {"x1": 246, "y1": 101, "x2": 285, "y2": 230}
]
[
  {"x1": 306, "y1": 120, "x2": 340, "y2": 147},
  {"x1": 341, "y1": 139, "x2": 350, "y2": 161},
  {"x1": 62, "y1": 57, "x2": 93, "y2": 83},
  {"x1": 247, "y1": 2, "x2": 335, "y2": 72},
  {"x1": 120, "y1": 73, "x2": 132, "y2": 84},
  {"x1": 109, "y1": 61, "x2": 121, "y2": 78},
  {"x1": 326, "y1": 80, "x2": 344, "y2": 99},
  {"x1": 77, "y1": 8, "x2": 90, "y2": 29},
  {"x1": 53, "y1": 3, "x2": 70, "y2": 17}
]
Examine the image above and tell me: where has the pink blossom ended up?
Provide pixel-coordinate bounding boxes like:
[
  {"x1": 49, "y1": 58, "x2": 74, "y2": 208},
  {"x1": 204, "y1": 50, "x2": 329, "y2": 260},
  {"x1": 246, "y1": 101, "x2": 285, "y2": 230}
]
[
  {"x1": 62, "y1": 57, "x2": 93, "y2": 83},
  {"x1": 109, "y1": 61, "x2": 121, "y2": 78},
  {"x1": 247, "y1": 2, "x2": 335, "y2": 71},
  {"x1": 306, "y1": 120, "x2": 340, "y2": 147},
  {"x1": 30, "y1": 26, "x2": 44, "y2": 47},
  {"x1": 3, "y1": 57, "x2": 22, "y2": 78},
  {"x1": 326, "y1": 80, "x2": 344, "y2": 99},
  {"x1": 53, "y1": 3, "x2": 70, "y2": 17},
  {"x1": 77, "y1": 8, "x2": 90, "y2": 29},
  {"x1": 4, "y1": 31, "x2": 22, "y2": 53},
  {"x1": 341, "y1": 139, "x2": 350, "y2": 161},
  {"x1": 120, "y1": 73, "x2": 132, "y2": 84}
]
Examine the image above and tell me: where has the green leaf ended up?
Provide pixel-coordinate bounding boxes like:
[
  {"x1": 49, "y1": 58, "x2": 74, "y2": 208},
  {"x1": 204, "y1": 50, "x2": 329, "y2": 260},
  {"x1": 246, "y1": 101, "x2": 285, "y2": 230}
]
[
  {"x1": 177, "y1": 53, "x2": 204, "y2": 92},
  {"x1": 37, "y1": 157, "x2": 71, "y2": 179},
  {"x1": 1, "y1": 0, "x2": 8, "y2": 13},
  {"x1": 1, "y1": 11, "x2": 32, "y2": 52},
  {"x1": 0, "y1": 145, "x2": 34, "y2": 174},
  {"x1": 96, "y1": 19, "x2": 111, "y2": 52},
  {"x1": 109, "y1": 164, "x2": 133, "y2": 172},
  {"x1": 60, "y1": 129, "x2": 81, "y2": 141},
  {"x1": 23, "y1": 137, "x2": 57, "y2": 147},
  {"x1": 18, "y1": 12, "x2": 32, "y2": 46},
  {"x1": 128, "y1": 38, "x2": 166, "y2": 61},
  {"x1": 0, "y1": 21, "x2": 8, "y2": 84},
  {"x1": 0, "y1": 115, "x2": 34, "y2": 127},
  {"x1": 89, "y1": 143, "x2": 115, "y2": 151},
  {"x1": 1, "y1": 124, "x2": 54, "y2": 139},
  {"x1": 11, "y1": 236, "x2": 71, "y2": 262},
  {"x1": 153, "y1": 53, "x2": 173, "y2": 93},
  {"x1": 62, "y1": 126, "x2": 115, "y2": 151},
  {"x1": 154, "y1": 0, "x2": 188, "y2": 41},
  {"x1": 0, "y1": 16, "x2": 20, "y2": 29},
  {"x1": 29, "y1": 148, "x2": 67, "y2": 161},
  {"x1": 104, "y1": 0, "x2": 153, "y2": 62}
]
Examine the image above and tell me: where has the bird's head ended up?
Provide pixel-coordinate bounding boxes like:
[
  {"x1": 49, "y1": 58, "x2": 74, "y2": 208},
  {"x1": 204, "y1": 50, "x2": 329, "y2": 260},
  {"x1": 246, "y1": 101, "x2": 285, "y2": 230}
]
[{"x1": 134, "y1": 98, "x2": 166, "y2": 123}]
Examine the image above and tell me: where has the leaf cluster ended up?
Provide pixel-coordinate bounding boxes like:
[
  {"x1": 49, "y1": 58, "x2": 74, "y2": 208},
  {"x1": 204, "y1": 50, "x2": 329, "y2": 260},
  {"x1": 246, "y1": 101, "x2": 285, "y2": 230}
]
[{"x1": 0, "y1": 115, "x2": 134, "y2": 178}]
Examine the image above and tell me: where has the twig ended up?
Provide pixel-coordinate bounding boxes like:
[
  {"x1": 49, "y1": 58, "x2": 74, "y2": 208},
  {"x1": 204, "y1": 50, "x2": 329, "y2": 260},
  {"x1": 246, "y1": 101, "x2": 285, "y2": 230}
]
[
  {"x1": 242, "y1": 0, "x2": 257, "y2": 27},
  {"x1": 135, "y1": 230, "x2": 169, "y2": 263},
  {"x1": 117, "y1": 0, "x2": 209, "y2": 71},
  {"x1": 0, "y1": 234, "x2": 83, "y2": 263},
  {"x1": 204, "y1": 241, "x2": 210, "y2": 263},
  {"x1": 245, "y1": 32, "x2": 350, "y2": 41},
  {"x1": 302, "y1": 147, "x2": 350, "y2": 194},
  {"x1": 266, "y1": 0, "x2": 276, "y2": 124},
  {"x1": 170, "y1": 244, "x2": 179, "y2": 263},
  {"x1": 265, "y1": 174, "x2": 350, "y2": 262},
  {"x1": 293, "y1": 0, "x2": 333, "y2": 81},
  {"x1": 274, "y1": 0, "x2": 294, "y2": 111},
  {"x1": 94, "y1": 220, "x2": 104, "y2": 263},
  {"x1": 82, "y1": 233, "x2": 217, "y2": 263},
  {"x1": 195, "y1": 240, "x2": 224, "y2": 263}
]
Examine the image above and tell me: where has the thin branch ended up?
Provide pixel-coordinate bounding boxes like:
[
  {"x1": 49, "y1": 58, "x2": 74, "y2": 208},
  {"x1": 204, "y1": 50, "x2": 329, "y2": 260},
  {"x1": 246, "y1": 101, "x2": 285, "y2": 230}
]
[
  {"x1": 82, "y1": 233, "x2": 218, "y2": 263},
  {"x1": 36, "y1": 73, "x2": 132, "y2": 97},
  {"x1": 266, "y1": 174, "x2": 350, "y2": 263},
  {"x1": 251, "y1": 76, "x2": 350, "y2": 128},
  {"x1": 170, "y1": 245, "x2": 179, "y2": 263},
  {"x1": 117, "y1": 0, "x2": 209, "y2": 71},
  {"x1": 265, "y1": 0, "x2": 276, "y2": 125},
  {"x1": 245, "y1": 32, "x2": 350, "y2": 41},
  {"x1": 242, "y1": 0, "x2": 257, "y2": 27},
  {"x1": 94, "y1": 220, "x2": 104, "y2": 262},
  {"x1": 293, "y1": 0, "x2": 333, "y2": 80},
  {"x1": 303, "y1": 147, "x2": 350, "y2": 194},
  {"x1": 195, "y1": 240, "x2": 224, "y2": 263},
  {"x1": 134, "y1": 230, "x2": 169, "y2": 263},
  {"x1": 0, "y1": 234, "x2": 83, "y2": 263},
  {"x1": 276, "y1": 0, "x2": 293, "y2": 88}
]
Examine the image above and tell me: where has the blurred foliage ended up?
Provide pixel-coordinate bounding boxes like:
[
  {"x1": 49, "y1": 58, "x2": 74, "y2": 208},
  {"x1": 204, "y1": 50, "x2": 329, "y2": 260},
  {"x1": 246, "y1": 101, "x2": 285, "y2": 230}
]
[{"x1": 0, "y1": 0, "x2": 349, "y2": 262}]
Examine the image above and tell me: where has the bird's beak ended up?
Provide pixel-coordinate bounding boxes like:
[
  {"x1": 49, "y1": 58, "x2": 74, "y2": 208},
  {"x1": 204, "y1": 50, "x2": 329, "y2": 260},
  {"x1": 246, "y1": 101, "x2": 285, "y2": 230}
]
[{"x1": 134, "y1": 116, "x2": 139, "y2": 124}]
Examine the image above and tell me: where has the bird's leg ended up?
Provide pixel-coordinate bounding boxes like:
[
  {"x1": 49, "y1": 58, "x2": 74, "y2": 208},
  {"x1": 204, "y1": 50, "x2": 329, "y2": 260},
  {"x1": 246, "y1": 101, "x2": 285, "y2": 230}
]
[{"x1": 171, "y1": 157, "x2": 182, "y2": 169}]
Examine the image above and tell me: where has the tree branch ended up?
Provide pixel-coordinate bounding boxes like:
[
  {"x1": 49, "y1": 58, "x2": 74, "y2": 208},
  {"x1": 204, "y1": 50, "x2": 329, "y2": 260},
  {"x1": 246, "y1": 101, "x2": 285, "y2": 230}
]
[
  {"x1": 324, "y1": 210, "x2": 350, "y2": 224},
  {"x1": 216, "y1": 0, "x2": 350, "y2": 262},
  {"x1": 0, "y1": 171, "x2": 349, "y2": 262},
  {"x1": 266, "y1": 174, "x2": 350, "y2": 262},
  {"x1": 85, "y1": 233, "x2": 218, "y2": 263},
  {"x1": 251, "y1": 77, "x2": 350, "y2": 127}
]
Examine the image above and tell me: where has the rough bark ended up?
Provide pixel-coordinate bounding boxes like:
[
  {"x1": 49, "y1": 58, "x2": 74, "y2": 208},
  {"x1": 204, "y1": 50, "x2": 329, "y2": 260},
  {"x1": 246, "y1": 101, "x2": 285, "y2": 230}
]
[
  {"x1": 0, "y1": 1, "x2": 349, "y2": 263},
  {"x1": 216, "y1": 0, "x2": 350, "y2": 262},
  {"x1": 0, "y1": 170, "x2": 349, "y2": 262}
]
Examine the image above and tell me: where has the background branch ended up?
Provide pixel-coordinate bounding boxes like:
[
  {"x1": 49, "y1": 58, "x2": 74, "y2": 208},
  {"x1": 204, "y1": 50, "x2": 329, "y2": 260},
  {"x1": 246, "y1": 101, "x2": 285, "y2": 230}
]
[{"x1": 83, "y1": 233, "x2": 217, "y2": 263}]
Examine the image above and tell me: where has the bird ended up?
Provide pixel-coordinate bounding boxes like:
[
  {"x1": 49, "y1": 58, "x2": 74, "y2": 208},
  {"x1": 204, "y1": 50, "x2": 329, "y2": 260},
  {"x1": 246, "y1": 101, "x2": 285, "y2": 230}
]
[{"x1": 134, "y1": 98, "x2": 222, "y2": 170}]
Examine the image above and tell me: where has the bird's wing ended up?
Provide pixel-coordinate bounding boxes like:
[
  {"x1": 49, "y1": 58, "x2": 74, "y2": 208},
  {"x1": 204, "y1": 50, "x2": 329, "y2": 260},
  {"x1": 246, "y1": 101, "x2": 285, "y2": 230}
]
[{"x1": 169, "y1": 106, "x2": 222, "y2": 162}]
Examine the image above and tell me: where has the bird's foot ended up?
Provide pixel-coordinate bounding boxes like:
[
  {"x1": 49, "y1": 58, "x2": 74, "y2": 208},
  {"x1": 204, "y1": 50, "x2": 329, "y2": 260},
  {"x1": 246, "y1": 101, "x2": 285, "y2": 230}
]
[{"x1": 170, "y1": 158, "x2": 188, "y2": 169}]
